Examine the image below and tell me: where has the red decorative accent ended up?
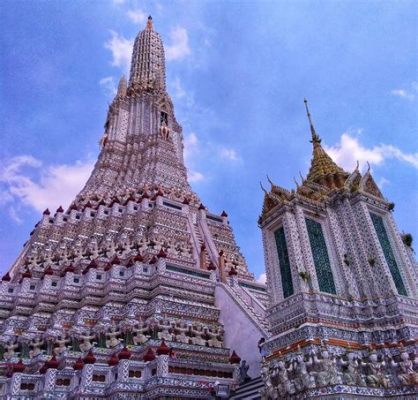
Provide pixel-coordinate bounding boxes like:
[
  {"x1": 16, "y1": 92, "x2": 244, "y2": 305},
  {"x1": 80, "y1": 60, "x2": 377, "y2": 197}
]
[
  {"x1": 200, "y1": 243, "x2": 206, "y2": 251},
  {"x1": 198, "y1": 203, "x2": 205, "y2": 210},
  {"x1": 143, "y1": 348, "x2": 156, "y2": 362},
  {"x1": 127, "y1": 258, "x2": 135, "y2": 268},
  {"x1": 56, "y1": 205, "x2": 64, "y2": 213},
  {"x1": 118, "y1": 347, "x2": 132, "y2": 360},
  {"x1": 221, "y1": 210, "x2": 228, "y2": 217},
  {"x1": 83, "y1": 350, "x2": 96, "y2": 364},
  {"x1": 108, "y1": 353, "x2": 119, "y2": 366},
  {"x1": 157, "y1": 248, "x2": 167, "y2": 258},
  {"x1": 1, "y1": 272, "x2": 11, "y2": 282},
  {"x1": 12, "y1": 359, "x2": 26, "y2": 374},
  {"x1": 89, "y1": 259, "x2": 99, "y2": 269},
  {"x1": 134, "y1": 253, "x2": 143, "y2": 262},
  {"x1": 142, "y1": 191, "x2": 150, "y2": 199},
  {"x1": 85, "y1": 201, "x2": 92, "y2": 208},
  {"x1": 43, "y1": 208, "x2": 50, "y2": 215},
  {"x1": 73, "y1": 357, "x2": 84, "y2": 370},
  {"x1": 112, "y1": 256, "x2": 121, "y2": 265},
  {"x1": 229, "y1": 350, "x2": 241, "y2": 364},
  {"x1": 228, "y1": 267, "x2": 238, "y2": 276},
  {"x1": 104, "y1": 262, "x2": 112, "y2": 272},
  {"x1": 22, "y1": 270, "x2": 32, "y2": 279},
  {"x1": 61, "y1": 264, "x2": 75, "y2": 277},
  {"x1": 182, "y1": 197, "x2": 190, "y2": 205},
  {"x1": 149, "y1": 256, "x2": 158, "y2": 264},
  {"x1": 156, "y1": 339, "x2": 170, "y2": 356},
  {"x1": 219, "y1": 250, "x2": 224, "y2": 257},
  {"x1": 208, "y1": 262, "x2": 216, "y2": 271},
  {"x1": 44, "y1": 266, "x2": 54, "y2": 275},
  {"x1": 45, "y1": 355, "x2": 60, "y2": 370}
]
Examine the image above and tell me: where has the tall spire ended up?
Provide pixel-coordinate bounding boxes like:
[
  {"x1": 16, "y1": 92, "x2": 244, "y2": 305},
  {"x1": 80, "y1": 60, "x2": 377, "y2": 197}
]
[
  {"x1": 304, "y1": 98, "x2": 321, "y2": 145},
  {"x1": 116, "y1": 75, "x2": 127, "y2": 97},
  {"x1": 304, "y1": 99, "x2": 348, "y2": 187},
  {"x1": 146, "y1": 15, "x2": 153, "y2": 30},
  {"x1": 129, "y1": 16, "x2": 166, "y2": 91}
]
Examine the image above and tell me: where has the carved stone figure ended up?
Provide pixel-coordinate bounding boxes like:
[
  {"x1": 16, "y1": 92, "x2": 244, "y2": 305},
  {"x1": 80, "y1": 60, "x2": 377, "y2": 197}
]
[
  {"x1": 238, "y1": 360, "x2": 250, "y2": 384},
  {"x1": 363, "y1": 351, "x2": 390, "y2": 388},
  {"x1": 29, "y1": 337, "x2": 44, "y2": 358},
  {"x1": 260, "y1": 361, "x2": 278, "y2": 400},
  {"x1": 175, "y1": 323, "x2": 189, "y2": 344},
  {"x1": 271, "y1": 359, "x2": 295, "y2": 396},
  {"x1": 79, "y1": 331, "x2": 96, "y2": 352},
  {"x1": 53, "y1": 335, "x2": 70, "y2": 355},
  {"x1": 339, "y1": 349, "x2": 365, "y2": 386},
  {"x1": 207, "y1": 327, "x2": 223, "y2": 348},
  {"x1": 4, "y1": 339, "x2": 19, "y2": 360},
  {"x1": 133, "y1": 322, "x2": 149, "y2": 345},
  {"x1": 157, "y1": 319, "x2": 172, "y2": 342},
  {"x1": 106, "y1": 325, "x2": 122, "y2": 348},
  {"x1": 191, "y1": 324, "x2": 206, "y2": 346},
  {"x1": 292, "y1": 352, "x2": 315, "y2": 391},
  {"x1": 389, "y1": 350, "x2": 418, "y2": 386},
  {"x1": 312, "y1": 346, "x2": 342, "y2": 386}
]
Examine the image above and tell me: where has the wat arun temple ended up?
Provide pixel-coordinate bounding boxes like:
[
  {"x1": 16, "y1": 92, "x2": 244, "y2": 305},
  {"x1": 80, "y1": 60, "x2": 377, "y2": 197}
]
[{"x1": 0, "y1": 16, "x2": 416, "y2": 400}]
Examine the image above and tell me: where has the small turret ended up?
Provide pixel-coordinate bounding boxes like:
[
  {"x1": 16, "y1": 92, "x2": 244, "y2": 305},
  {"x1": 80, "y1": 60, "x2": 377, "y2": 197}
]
[{"x1": 117, "y1": 75, "x2": 127, "y2": 97}]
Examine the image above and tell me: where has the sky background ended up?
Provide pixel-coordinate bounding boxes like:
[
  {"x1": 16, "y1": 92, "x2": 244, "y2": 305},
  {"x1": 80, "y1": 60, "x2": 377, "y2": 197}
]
[{"x1": 0, "y1": 0, "x2": 417, "y2": 281}]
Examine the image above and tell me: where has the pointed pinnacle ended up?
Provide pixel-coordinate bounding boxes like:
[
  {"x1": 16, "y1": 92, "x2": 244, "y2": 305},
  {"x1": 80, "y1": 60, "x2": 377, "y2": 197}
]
[{"x1": 304, "y1": 98, "x2": 321, "y2": 144}]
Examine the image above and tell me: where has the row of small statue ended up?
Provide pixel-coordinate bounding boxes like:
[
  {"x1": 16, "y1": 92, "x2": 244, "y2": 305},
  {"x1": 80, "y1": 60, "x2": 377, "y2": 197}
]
[
  {"x1": 1, "y1": 319, "x2": 224, "y2": 360},
  {"x1": 261, "y1": 345, "x2": 418, "y2": 399},
  {"x1": 26, "y1": 236, "x2": 193, "y2": 268}
]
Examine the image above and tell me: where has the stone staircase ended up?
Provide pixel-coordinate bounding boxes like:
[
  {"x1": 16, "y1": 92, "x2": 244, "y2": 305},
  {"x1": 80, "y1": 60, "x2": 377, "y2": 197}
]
[
  {"x1": 229, "y1": 376, "x2": 263, "y2": 400},
  {"x1": 222, "y1": 282, "x2": 270, "y2": 335}
]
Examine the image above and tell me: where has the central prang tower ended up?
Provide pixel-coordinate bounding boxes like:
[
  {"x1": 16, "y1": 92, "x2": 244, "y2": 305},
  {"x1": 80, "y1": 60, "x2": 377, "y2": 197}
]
[{"x1": 0, "y1": 17, "x2": 269, "y2": 399}]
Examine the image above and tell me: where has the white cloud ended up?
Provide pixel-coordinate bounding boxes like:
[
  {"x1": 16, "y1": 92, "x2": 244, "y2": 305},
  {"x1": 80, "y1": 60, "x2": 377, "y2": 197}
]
[
  {"x1": 0, "y1": 156, "x2": 94, "y2": 215},
  {"x1": 171, "y1": 77, "x2": 187, "y2": 99},
  {"x1": 391, "y1": 81, "x2": 418, "y2": 101},
  {"x1": 257, "y1": 273, "x2": 267, "y2": 284},
  {"x1": 324, "y1": 132, "x2": 418, "y2": 171},
  {"x1": 189, "y1": 171, "x2": 205, "y2": 183},
  {"x1": 104, "y1": 31, "x2": 133, "y2": 74},
  {"x1": 184, "y1": 133, "x2": 205, "y2": 182},
  {"x1": 166, "y1": 27, "x2": 191, "y2": 61},
  {"x1": 219, "y1": 147, "x2": 240, "y2": 161},
  {"x1": 99, "y1": 76, "x2": 117, "y2": 97},
  {"x1": 126, "y1": 9, "x2": 147, "y2": 24},
  {"x1": 184, "y1": 132, "x2": 199, "y2": 161}
]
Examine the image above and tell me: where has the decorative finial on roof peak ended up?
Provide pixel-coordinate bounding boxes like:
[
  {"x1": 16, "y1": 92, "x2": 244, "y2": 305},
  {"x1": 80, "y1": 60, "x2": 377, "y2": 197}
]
[
  {"x1": 147, "y1": 15, "x2": 153, "y2": 30},
  {"x1": 304, "y1": 98, "x2": 321, "y2": 145}
]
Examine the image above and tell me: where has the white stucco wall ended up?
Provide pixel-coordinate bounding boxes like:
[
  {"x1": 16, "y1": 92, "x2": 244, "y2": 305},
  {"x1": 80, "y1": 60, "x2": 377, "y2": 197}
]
[{"x1": 215, "y1": 284, "x2": 264, "y2": 378}]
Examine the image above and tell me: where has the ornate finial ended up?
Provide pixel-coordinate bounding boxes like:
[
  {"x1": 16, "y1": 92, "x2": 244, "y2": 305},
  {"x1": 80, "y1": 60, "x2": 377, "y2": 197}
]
[
  {"x1": 260, "y1": 182, "x2": 268, "y2": 194},
  {"x1": 147, "y1": 15, "x2": 153, "y2": 30},
  {"x1": 266, "y1": 175, "x2": 275, "y2": 187},
  {"x1": 304, "y1": 98, "x2": 321, "y2": 145},
  {"x1": 299, "y1": 171, "x2": 305, "y2": 182}
]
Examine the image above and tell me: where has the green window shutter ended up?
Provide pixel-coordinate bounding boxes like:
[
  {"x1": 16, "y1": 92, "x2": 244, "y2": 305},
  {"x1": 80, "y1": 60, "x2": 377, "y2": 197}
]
[
  {"x1": 274, "y1": 227, "x2": 294, "y2": 298},
  {"x1": 305, "y1": 218, "x2": 336, "y2": 294},
  {"x1": 370, "y1": 213, "x2": 407, "y2": 296}
]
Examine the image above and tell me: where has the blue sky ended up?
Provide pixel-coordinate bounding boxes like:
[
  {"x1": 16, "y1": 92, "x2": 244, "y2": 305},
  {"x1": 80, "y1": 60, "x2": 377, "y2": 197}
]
[{"x1": 1, "y1": 0, "x2": 417, "y2": 281}]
